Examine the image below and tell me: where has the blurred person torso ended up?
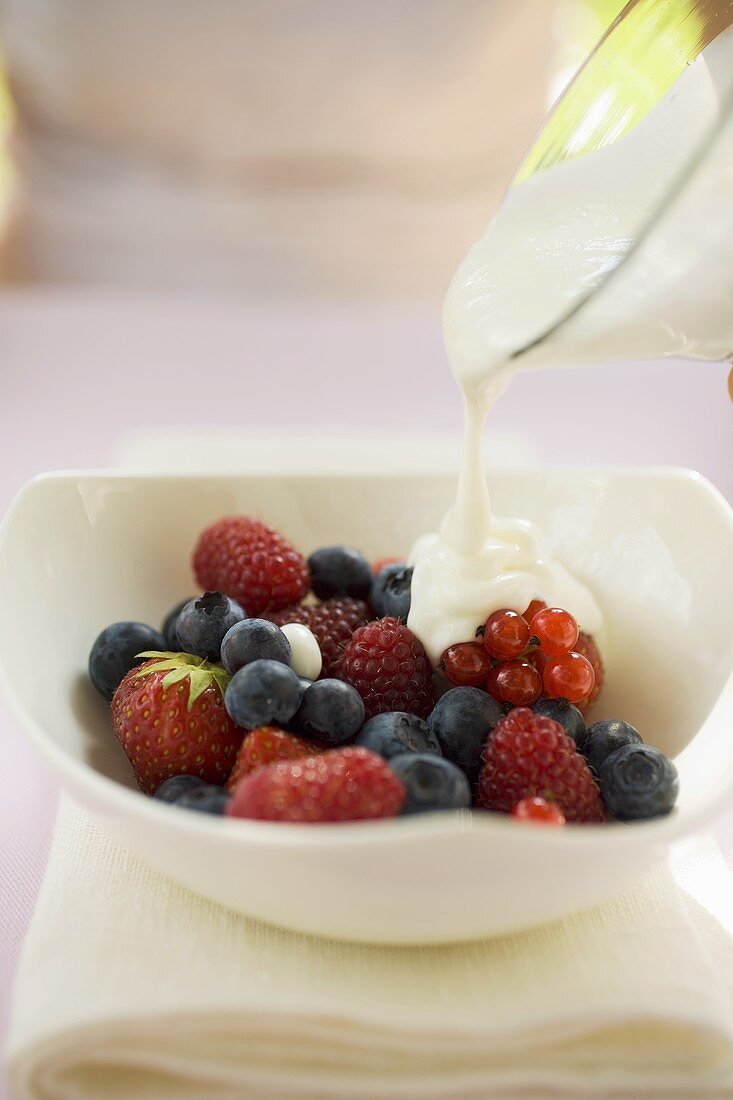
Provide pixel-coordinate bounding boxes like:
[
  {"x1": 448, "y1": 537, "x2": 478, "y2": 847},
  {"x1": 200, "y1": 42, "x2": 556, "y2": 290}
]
[{"x1": 0, "y1": 0, "x2": 554, "y2": 301}]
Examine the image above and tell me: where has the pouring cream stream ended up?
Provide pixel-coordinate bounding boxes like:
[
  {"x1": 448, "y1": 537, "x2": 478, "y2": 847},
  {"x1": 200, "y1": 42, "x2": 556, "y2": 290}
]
[{"x1": 408, "y1": 25, "x2": 733, "y2": 663}]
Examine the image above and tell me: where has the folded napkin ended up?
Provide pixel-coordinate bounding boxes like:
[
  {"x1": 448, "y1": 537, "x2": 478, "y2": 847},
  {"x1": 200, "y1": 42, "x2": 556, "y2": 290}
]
[{"x1": 7, "y1": 798, "x2": 733, "y2": 1100}]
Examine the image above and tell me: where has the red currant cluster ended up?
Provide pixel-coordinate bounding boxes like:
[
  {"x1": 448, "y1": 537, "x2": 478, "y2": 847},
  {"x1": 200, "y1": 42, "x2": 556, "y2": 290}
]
[{"x1": 441, "y1": 600, "x2": 596, "y2": 708}]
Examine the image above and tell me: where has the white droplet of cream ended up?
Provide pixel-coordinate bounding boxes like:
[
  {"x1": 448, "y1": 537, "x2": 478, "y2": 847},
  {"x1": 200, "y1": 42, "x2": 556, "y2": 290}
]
[{"x1": 280, "y1": 622, "x2": 322, "y2": 681}]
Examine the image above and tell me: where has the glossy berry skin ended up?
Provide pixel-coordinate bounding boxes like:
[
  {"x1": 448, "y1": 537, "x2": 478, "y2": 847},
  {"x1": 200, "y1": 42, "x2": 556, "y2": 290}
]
[
  {"x1": 574, "y1": 632, "x2": 605, "y2": 710},
  {"x1": 488, "y1": 659, "x2": 542, "y2": 707},
  {"x1": 293, "y1": 679, "x2": 365, "y2": 746},
  {"x1": 478, "y1": 707, "x2": 605, "y2": 823},
  {"x1": 226, "y1": 727, "x2": 320, "y2": 792},
  {"x1": 389, "y1": 753, "x2": 471, "y2": 815},
  {"x1": 482, "y1": 609, "x2": 531, "y2": 660},
  {"x1": 279, "y1": 622, "x2": 322, "y2": 680},
  {"x1": 175, "y1": 785, "x2": 231, "y2": 815},
  {"x1": 89, "y1": 621, "x2": 167, "y2": 700},
  {"x1": 267, "y1": 598, "x2": 372, "y2": 677},
  {"x1": 370, "y1": 563, "x2": 413, "y2": 622},
  {"x1": 161, "y1": 598, "x2": 193, "y2": 650},
  {"x1": 111, "y1": 656, "x2": 242, "y2": 795},
  {"x1": 530, "y1": 607, "x2": 579, "y2": 656},
  {"x1": 227, "y1": 746, "x2": 405, "y2": 823},
  {"x1": 427, "y1": 687, "x2": 502, "y2": 786},
  {"x1": 523, "y1": 599, "x2": 547, "y2": 623},
  {"x1": 224, "y1": 659, "x2": 304, "y2": 729},
  {"x1": 308, "y1": 546, "x2": 373, "y2": 601},
  {"x1": 543, "y1": 651, "x2": 596, "y2": 704},
  {"x1": 220, "y1": 618, "x2": 291, "y2": 675},
  {"x1": 584, "y1": 719, "x2": 643, "y2": 776},
  {"x1": 442, "y1": 642, "x2": 492, "y2": 688},
  {"x1": 339, "y1": 617, "x2": 434, "y2": 719},
  {"x1": 154, "y1": 774, "x2": 206, "y2": 804},
  {"x1": 355, "y1": 711, "x2": 441, "y2": 760},
  {"x1": 512, "y1": 797, "x2": 566, "y2": 825},
  {"x1": 599, "y1": 744, "x2": 678, "y2": 820},
  {"x1": 193, "y1": 515, "x2": 309, "y2": 617},
  {"x1": 531, "y1": 698, "x2": 586, "y2": 751},
  {"x1": 176, "y1": 592, "x2": 247, "y2": 661}
]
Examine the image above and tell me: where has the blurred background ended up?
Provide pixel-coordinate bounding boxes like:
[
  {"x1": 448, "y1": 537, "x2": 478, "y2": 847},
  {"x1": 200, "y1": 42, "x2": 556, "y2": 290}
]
[{"x1": 0, "y1": 0, "x2": 729, "y2": 514}]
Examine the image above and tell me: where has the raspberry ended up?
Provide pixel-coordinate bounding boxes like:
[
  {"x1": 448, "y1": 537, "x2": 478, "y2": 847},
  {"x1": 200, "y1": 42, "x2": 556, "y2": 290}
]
[
  {"x1": 193, "y1": 516, "x2": 309, "y2": 617},
  {"x1": 478, "y1": 707, "x2": 605, "y2": 823},
  {"x1": 574, "y1": 632, "x2": 605, "y2": 711},
  {"x1": 512, "y1": 796, "x2": 566, "y2": 825},
  {"x1": 226, "y1": 746, "x2": 406, "y2": 822},
  {"x1": 225, "y1": 727, "x2": 321, "y2": 792},
  {"x1": 267, "y1": 598, "x2": 372, "y2": 677},
  {"x1": 339, "y1": 617, "x2": 434, "y2": 719}
]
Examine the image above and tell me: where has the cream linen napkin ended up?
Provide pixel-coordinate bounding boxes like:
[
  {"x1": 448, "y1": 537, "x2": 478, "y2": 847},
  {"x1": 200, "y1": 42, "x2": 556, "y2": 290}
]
[{"x1": 7, "y1": 797, "x2": 733, "y2": 1100}]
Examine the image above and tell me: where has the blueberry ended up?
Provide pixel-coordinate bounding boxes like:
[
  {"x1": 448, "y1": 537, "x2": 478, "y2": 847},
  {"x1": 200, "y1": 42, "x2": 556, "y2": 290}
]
[
  {"x1": 175, "y1": 785, "x2": 231, "y2": 815},
  {"x1": 294, "y1": 679, "x2": 365, "y2": 745},
  {"x1": 221, "y1": 618, "x2": 291, "y2": 675},
  {"x1": 584, "y1": 719, "x2": 643, "y2": 775},
  {"x1": 89, "y1": 621, "x2": 167, "y2": 700},
  {"x1": 532, "y1": 698, "x2": 587, "y2": 751},
  {"x1": 389, "y1": 753, "x2": 471, "y2": 814},
  {"x1": 370, "y1": 563, "x2": 413, "y2": 622},
  {"x1": 176, "y1": 591, "x2": 246, "y2": 661},
  {"x1": 355, "y1": 711, "x2": 441, "y2": 760},
  {"x1": 225, "y1": 659, "x2": 304, "y2": 729},
  {"x1": 298, "y1": 677, "x2": 314, "y2": 692},
  {"x1": 599, "y1": 744, "x2": 679, "y2": 821},
  {"x1": 427, "y1": 687, "x2": 502, "y2": 786},
  {"x1": 307, "y1": 546, "x2": 372, "y2": 600},
  {"x1": 161, "y1": 598, "x2": 193, "y2": 650},
  {"x1": 154, "y1": 775, "x2": 206, "y2": 803}
]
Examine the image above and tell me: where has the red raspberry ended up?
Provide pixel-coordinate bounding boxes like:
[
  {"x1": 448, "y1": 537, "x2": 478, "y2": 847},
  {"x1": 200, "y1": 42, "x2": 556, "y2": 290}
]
[
  {"x1": 193, "y1": 516, "x2": 309, "y2": 617},
  {"x1": 574, "y1": 632, "x2": 605, "y2": 711},
  {"x1": 267, "y1": 598, "x2": 372, "y2": 676},
  {"x1": 225, "y1": 727, "x2": 322, "y2": 792},
  {"x1": 339, "y1": 616, "x2": 434, "y2": 719},
  {"x1": 478, "y1": 707, "x2": 605, "y2": 823},
  {"x1": 512, "y1": 796, "x2": 566, "y2": 825},
  {"x1": 227, "y1": 746, "x2": 405, "y2": 822}
]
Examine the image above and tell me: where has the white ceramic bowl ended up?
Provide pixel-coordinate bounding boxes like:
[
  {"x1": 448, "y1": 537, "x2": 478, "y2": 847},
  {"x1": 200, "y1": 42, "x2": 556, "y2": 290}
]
[{"x1": 1, "y1": 468, "x2": 732, "y2": 944}]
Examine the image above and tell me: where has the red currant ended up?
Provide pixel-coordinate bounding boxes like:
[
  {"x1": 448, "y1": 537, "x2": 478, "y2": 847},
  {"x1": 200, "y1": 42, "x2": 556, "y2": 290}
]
[
  {"x1": 442, "y1": 641, "x2": 492, "y2": 687},
  {"x1": 530, "y1": 606, "x2": 579, "y2": 656},
  {"x1": 523, "y1": 599, "x2": 547, "y2": 623},
  {"x1": 482, "y1": 609, "x2": 531, "y2": 660},
  {"x1": 488, "y1": 659, "x2": 542, "y2": 707},
  {"x1": 512, "y1": 796, "x2": 566, "y2": 825},
  {"x1": 543, "y1": 651, "x2": 595, "y2": 703},
  {"x1": 527, "y1": 647, "x2": 549, "y2": 678}
]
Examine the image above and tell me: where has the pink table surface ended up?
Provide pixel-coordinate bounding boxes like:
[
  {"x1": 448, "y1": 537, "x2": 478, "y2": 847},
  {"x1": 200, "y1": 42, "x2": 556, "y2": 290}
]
[{"x1": 2, "y1": 287, "x2": 733, "y2": 1096}]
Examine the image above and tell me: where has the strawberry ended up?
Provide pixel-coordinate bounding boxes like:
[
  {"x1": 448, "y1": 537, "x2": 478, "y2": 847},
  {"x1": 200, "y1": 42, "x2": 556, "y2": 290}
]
[
  {"x1": 227, "y1": 746, "x2": 405, "y2": 823},
  {"x1": 111, "y1": 653, "x2": 242, "y2": 795},
  {"x1": 225, "y1": 727, "x2": 322, "y2": 792}
]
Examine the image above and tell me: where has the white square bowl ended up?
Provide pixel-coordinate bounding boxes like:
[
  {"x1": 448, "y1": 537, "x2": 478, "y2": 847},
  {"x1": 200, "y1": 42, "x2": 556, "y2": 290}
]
[{"x1": 1, "y1": 468, "x2": 732, "y2": 944}]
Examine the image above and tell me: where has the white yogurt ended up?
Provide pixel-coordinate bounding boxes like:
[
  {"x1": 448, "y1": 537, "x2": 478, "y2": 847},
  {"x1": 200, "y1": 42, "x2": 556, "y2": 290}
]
[{"x1": 409, "y1": 26, "x2": 733, "y2": 663}]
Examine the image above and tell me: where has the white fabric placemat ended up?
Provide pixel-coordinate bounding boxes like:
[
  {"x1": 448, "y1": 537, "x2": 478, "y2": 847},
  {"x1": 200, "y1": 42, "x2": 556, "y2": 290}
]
[{"x1": 7, "y1": 796, "x2": 733, "y2": 1100}]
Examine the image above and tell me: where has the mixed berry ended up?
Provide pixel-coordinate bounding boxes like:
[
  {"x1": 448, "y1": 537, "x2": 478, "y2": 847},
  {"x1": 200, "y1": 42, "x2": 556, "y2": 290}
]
[{"x1": 88, "y1": 514, "x2": 679, "y2": 826}]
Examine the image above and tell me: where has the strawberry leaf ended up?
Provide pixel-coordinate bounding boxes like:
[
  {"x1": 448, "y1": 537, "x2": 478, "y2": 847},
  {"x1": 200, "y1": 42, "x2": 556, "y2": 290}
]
[{"x1": 133, "y1": 652, "x2": 231, "y2": 711}]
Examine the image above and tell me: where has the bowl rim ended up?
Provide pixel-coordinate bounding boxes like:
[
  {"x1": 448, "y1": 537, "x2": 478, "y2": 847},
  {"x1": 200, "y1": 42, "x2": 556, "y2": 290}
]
[{"x1": 2, "y1": 464, "x2": 732, "y2": 852}]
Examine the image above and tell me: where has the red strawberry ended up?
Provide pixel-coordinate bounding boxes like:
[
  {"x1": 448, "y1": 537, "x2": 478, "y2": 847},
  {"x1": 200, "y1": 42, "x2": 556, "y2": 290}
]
[
  {"x1": 227, "y1": 746, "x2": 405, "y2": 823},
  {"x1": 478, "y1": 707, "x2": 605, "y2": 823},
  {"x1": 111, "y1": 654, "x2": 242, "y2": 795},
  {"x1": 267, "y1": 597, "x2": 372, "y2": 676},
  {"x1": 338, "y1": 616, "x2": 434, "y2": 719},
  {"x1": 574, "y1": 632, "x2": 605, "y2": 711},
  {"x1": 193, "y1": 516, "x2": 309, "y2": 617},
  {"x1": 225, "y1": 727, "x2": 322, "y2": 792}
]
